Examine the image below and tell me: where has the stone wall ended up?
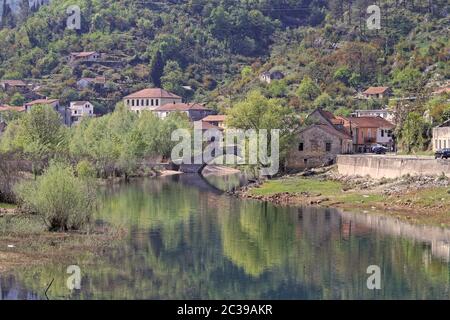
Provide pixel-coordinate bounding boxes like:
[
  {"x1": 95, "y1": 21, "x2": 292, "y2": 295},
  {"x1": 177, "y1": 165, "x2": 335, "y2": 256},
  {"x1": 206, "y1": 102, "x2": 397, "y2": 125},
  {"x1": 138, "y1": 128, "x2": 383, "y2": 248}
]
[
  {"x1": 287, "y1": 126, "x2": 348, "y2": 170},
  {"x1": 337, "y1": 155, "x2": 450, "y2": 179}
]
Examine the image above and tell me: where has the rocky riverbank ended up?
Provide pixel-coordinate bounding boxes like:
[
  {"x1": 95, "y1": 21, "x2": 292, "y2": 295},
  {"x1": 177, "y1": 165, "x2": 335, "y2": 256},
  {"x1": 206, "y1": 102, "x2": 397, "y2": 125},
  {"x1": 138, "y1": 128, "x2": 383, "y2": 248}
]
[{"x1": 234, "y1": 166, "x2": 450, "y2": 226}]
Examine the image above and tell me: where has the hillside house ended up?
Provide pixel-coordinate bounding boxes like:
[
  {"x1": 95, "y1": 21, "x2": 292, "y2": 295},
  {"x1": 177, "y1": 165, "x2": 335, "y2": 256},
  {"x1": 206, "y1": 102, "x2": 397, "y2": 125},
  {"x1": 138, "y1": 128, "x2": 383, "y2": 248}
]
[
  {"x1": 287, "y1": 108, "x2": 353, "y2": 170},
  {"x1": 77, "y1": 77, "x2": 106, "y2": 89},
  {"x1": 362, "y1": 87, "x2": 391, "y2": 99},
  {"x1": 70, "y1": 51, "x2": 101, "y2": 63},
  {"x1": 154, "y1": 103, "x2": 215, "y2": 121},
  {"x1": 342, "y1": 116, "x2": 395, "y2": 153},
  {"x1": 0, "y1": 80, "x2": 27, "y2": 92},
  {"x1": 202, "y1": 115, "x2": 227, "y2": 129},
  {"x1": 124, "y1": 88, "x2": 182, "y2": 113},
  {"x1": 432, "y1": 85, "x2": 450, "y2": 96},
  {"x1": 24, "y1": 99, "x2": 71, "y2": 126},
  {"x1": 433, "y1": 119, "x2": 450, "y2": 151},
  {"x1": 69, "y1": 101, "x2": 95, "y2": 125},
  {"x1": 353, "y1": 109, "x2": 395, "y2": 123},
  {"x1": 259, "y1": 71, "x2": 285, "y2": 84}
]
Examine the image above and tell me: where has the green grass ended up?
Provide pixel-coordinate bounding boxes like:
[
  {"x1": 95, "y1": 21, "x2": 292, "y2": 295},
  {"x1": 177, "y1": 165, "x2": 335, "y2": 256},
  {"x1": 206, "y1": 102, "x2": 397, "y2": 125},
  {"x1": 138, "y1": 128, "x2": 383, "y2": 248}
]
[
  {"x1": 0, "y1": 202, "x2": 16, "y2": 209},
  {"x1": 250, "y1": 177, "x2": 343, "y2": 196}
]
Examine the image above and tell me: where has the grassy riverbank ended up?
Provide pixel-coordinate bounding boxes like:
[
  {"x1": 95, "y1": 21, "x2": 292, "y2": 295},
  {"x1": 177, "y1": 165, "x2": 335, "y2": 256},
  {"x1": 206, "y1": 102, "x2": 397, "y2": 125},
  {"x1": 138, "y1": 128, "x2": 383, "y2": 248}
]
[
  {"x1": 244, "y1": 174, "x2": 450, "y2": 227},
  {"x1": 0, "y1": 212, "x2": 124, "y2": 274}
]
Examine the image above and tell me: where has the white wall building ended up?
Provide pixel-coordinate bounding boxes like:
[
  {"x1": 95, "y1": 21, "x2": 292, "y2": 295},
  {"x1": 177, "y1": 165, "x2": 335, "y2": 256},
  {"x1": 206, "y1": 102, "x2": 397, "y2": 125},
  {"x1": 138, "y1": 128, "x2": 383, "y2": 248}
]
[
  {"x1": 123, "y1": 88, "x2": 182, "y2": 114},
  {"x1": 69, "y1": 101, "x2": 95, "y2": 125}
]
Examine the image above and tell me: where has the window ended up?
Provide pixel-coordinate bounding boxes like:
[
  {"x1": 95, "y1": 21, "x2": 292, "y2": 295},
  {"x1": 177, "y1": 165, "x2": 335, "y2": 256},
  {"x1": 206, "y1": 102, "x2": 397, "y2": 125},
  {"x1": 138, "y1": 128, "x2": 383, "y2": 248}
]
[
  {"x1": 151, "y1": 99, "x2": 154, "y2": 106},
  {"x1": 155, "y1": 99, "x2": 159, "y2": 106},
  {"x1": 439, "y1": 140, "x2": 442, "y2": 149},
  {"x1": 381, "y1": 129, "x2": 384, "y2": 137},
  {"x1": 126, "y1": 99, "x2": 130, "y2": 106},
  {"x1": 298, "y1": 143, "x2": 304, "y2": 151},
  {"x1": 131, "y1": 100, "x2": 135, "y2": 107},
  {"x1": 146, "y1": 99, "x2": 149, "y2": 106},
  {"x1": 326, "y1": 142, "x2": 332, "y2": 152}
]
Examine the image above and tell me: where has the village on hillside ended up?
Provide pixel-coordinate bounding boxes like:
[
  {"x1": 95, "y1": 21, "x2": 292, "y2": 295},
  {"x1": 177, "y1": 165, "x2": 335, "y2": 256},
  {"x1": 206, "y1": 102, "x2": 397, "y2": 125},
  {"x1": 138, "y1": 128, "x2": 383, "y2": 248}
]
[{"x1": 1, "y1": 51, "x2": 449, "y2": 172}]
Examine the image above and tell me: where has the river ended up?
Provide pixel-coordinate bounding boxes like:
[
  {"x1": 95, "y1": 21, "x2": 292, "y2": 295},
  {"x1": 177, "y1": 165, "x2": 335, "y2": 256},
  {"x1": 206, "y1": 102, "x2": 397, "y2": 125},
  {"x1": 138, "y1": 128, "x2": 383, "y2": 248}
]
[{"x1": 1, "y1": 173, "x2": 450, "y2": 299}]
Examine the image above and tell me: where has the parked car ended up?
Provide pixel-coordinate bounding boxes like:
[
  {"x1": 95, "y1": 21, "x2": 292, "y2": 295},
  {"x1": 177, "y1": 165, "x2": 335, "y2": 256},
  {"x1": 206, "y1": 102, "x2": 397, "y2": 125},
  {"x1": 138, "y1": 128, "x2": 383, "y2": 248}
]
[
  {"x1": 372, "y1": 145, "x2": 388, "y2": 154},
  {"x1": 435, "y1": 148, "x2": 450, "y2": 159}
]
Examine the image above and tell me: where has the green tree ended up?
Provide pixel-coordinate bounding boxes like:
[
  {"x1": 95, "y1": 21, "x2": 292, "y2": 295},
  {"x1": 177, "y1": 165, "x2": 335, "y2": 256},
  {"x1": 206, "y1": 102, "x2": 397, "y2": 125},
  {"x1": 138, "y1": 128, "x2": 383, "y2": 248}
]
[
  {"x1": 161, "y1": 60, "x2": 185, "y2": 97},
  {"x1": 399, "y1": 112, "x2": 429, "y2": 153},
  {"x1": 296, "y1": 76, "x2": 321, "y2": 103},
  {"x1": 9, "y1": 92, "x2": 25, "y2": 106},
  {"x1": 150, "y1": 50, "x2": 165, "y2": 87},
  {"x1": 15, "y1": 161, "x2": 95, "y2": 231},
  {"x1": 393, "y1": 67, "x2": 423, "y2": 94}
]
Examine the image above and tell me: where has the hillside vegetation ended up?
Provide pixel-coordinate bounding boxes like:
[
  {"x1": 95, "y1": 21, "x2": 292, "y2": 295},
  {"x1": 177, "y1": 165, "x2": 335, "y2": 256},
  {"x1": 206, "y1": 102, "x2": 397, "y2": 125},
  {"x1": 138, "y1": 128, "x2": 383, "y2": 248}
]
[{"x1": 0, "y1": 0, "x2": 448, "y2": 136}]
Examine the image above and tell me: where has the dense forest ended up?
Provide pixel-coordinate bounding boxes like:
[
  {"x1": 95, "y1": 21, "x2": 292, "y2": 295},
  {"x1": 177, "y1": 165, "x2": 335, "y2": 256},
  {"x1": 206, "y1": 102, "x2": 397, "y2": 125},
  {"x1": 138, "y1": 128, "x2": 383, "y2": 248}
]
[{"x1": 0, "y1": 0, "x2": 448, "y2": 139}]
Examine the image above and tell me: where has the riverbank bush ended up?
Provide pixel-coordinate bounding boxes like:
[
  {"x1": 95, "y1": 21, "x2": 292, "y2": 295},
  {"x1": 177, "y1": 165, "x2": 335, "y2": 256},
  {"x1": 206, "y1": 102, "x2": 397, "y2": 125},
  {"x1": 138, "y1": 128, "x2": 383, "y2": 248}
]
[{"x1": 14, "y1": 162, "x2": 95, "y2": 232}]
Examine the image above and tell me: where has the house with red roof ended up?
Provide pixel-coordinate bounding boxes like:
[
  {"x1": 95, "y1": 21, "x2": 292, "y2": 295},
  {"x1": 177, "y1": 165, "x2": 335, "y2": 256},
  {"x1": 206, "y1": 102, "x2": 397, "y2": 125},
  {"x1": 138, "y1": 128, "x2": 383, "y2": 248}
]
[
  {"x1": 154, "y1": 103, "x2": 215, "y2": 122},
  {"x1": 341, "y1": 116, "x2": 395, "y2": 153},
  {"x1": 362, "y1": 86, "x2": 391, "y2": 99},
  {"x1": 69, "y1": 51, "x2": 101, "y2": 63},
  {"x1": 202, "y1": 115, "x2": 227, "y2": 129},
  {"x1": 123, "y1": 88, "x2": 182, "y2": 113}
]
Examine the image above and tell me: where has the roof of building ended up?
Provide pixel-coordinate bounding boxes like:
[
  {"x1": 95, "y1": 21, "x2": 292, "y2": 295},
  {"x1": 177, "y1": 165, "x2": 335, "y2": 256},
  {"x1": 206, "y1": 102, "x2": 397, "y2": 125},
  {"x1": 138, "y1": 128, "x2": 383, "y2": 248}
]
[
  {"x1": 345, "y1": 116, "x2": 395, "y2": 128},
  {"x1": 202, "y1": 115, "x2": 227, "y2": 122},
  {"x1": 154, "y1": 102, "x2": 210, "y2": 112},
  {"x1": 24, "y1": 99, "x2": 59, "y2": 106},
  {"x1": 124, "y1": 88, "x2": 182, "y2": 100},
  {"x1": 78, "y1": 76, "x2": 106, "y2": 84},
  {"x1": 432, "y1": 85, "x2": 450, "y2": 95},
  {"x1": 70, "y1": 101, "x2": 91, "y2": 107},
  {"x1": 71, "y1": 51, "x2": 98, "y2": 58},
  {"x1": 195, "y1": 121, "x2": 223, "y2": 131},
  {"x1": 300, "y1": 124, "x2": 352, "y2": 140},
  {"x1": 363, "y1": 87, "x2": 390, "y2": 95},
  {"x1": 0, "y1": 80, "x2": 27, "y2": 87},
  {"x1": 0, "y1": 105, "x2": 25, "y2": 112}
]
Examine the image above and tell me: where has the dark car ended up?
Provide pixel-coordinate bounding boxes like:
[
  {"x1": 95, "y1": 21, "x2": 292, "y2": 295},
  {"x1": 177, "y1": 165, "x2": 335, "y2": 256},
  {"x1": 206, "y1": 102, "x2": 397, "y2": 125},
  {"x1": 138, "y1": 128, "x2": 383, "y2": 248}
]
[
  {"x1": 372, "y1": 145, "x2": 388, "y2": 154},
  {"x1": 435, "y1": 148, "x2": 450, "y2": 159}
]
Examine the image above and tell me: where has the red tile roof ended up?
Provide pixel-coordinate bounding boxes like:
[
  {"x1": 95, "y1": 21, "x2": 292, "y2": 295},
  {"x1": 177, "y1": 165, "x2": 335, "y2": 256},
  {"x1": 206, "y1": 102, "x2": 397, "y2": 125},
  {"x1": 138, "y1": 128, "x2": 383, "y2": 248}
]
[
  {"x1": 70, "y1": 51, "x2": 98, "y2": 58},
  {"x1": 0, "y1": 105, "x2": 25, "y2": 112},
  {"x1": 0, "y1": 80, "x2": 27, "y2": 87},
  {"x1": 195, "y1": 121, "x2": 223, "y2": 131},
  {"x1": 433, "y1": 85, "x2": 450, "y2": 95},
  {"x1": 363, "y1": 87, "x2": 390, "y2": 95},
  {"x1": 154, "y1": 103, "x2": 210, "y2": 112},
  {"x1": 202, "y1": 115, "x2": 227, "y2": 122},
  {"x1": 124, "y1": 88, "x2": 181, "y2": 99},
  {"x1": 24, "y1": 99, "x2": 59, "y2": 107},
  {"x1": 301, "y1": 124, "x2": 352, "y2": 140},
  {"x1": 345, "y1": 116, "x2": 394, "y2": 129}
]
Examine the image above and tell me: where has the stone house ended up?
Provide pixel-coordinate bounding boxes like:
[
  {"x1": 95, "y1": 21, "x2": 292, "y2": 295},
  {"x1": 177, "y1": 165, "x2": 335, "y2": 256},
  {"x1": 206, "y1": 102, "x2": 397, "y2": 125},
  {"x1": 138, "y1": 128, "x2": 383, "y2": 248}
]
[
  {"x1": 259, "y1": 70, "x2": 285, "y2": 84},
  {"x1": 124, "y1": 88, "x2": 182, "y2": 113},
  {"x1": 433, "y1": 119, "x2": 450, "y2": 151},
  {"x1": 23, "y1": 98, "x2": 71, "y2": 126},
  {"x1": 362, "y1": 87, "x2": 391, "y2": 99},
  {"x1": 77, "y1": 76, "x2": 106, "y2": 89},
  {"x1": 286, "y1": 108, "x2": 353, "y2": 170},
  {"x1": 0, "y1": 80, "x2": 27, "y2": 92},
  {"x1": 153, "y1": 103, "x2": 215, "y2": 122},
  {"x1": 69, "y1": 101, "x2": 95, "y2": 125}
]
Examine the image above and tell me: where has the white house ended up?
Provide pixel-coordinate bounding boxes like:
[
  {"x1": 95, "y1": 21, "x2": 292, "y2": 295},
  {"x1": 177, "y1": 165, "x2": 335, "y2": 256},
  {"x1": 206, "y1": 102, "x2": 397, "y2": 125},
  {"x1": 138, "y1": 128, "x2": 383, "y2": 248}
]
[
  {"x1": 353, "y1": 109, "x2": 395, "y2": 123},
  {"x1": 259, "y1": 70, "x2": 285, "y2": 84},
  {"x1": 124, "y1": 88, "x2": 182, "y2": 114},
  {"x1": 433, "y1": 119, "x2": 450, "y2": 151},
  {"x1": 69, "y1": 101, "x2": 95, "y2": 125}
]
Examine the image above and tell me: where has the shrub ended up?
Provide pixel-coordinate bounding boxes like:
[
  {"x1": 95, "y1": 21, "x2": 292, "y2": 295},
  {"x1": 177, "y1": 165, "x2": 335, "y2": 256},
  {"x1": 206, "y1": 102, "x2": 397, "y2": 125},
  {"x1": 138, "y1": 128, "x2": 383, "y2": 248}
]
[
  {"x1": 15, "y1": 162, "x2": 95, "y2": 232},
  {"x1": 76, "y1": 160, "x2": 97, "y2": 179}
]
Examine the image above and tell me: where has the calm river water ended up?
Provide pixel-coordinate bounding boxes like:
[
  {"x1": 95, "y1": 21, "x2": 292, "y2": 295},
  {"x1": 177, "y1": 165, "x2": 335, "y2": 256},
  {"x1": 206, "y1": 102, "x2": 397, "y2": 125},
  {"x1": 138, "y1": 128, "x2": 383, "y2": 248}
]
[{"x1": 1, "y1": 174, "x2": 450, "y2": 299}]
